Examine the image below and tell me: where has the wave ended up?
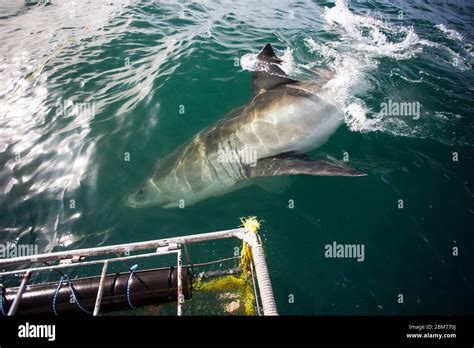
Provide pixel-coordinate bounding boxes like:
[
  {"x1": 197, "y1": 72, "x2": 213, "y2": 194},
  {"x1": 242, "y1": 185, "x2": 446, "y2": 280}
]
[
  {"x1": 0, "y1": 0, "x2": 132, "y2": 252},
  {"x1": 435, "y1": 24, "x2": 464, "y2": 42},
  {"x1": 304, "y1": 0, "x2": 471, "y2": 145}
]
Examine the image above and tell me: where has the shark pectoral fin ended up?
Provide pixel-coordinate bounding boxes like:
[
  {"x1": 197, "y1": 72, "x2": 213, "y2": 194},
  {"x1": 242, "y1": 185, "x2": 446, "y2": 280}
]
[{"x1": 246, "y1": 156, "x2": 367, "y2": 178}]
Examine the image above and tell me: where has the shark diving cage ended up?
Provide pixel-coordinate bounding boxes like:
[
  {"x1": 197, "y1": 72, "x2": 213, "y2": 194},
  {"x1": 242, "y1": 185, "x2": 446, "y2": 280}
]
[{"x1": 0, "y1": 224, "x2": 278, "y2": 316}]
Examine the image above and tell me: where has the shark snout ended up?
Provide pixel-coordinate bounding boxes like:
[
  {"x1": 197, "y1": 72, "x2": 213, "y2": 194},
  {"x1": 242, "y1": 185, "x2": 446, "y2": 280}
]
[
  {"x1": 123, "y1": 183, "x2": 174, "y2": 209},
  {"x1": 122, "y1": 193, "x2": 137, "y2": 208},
  {"x1": 122, "y1": 186, "x2": 147, "y2": 208}
]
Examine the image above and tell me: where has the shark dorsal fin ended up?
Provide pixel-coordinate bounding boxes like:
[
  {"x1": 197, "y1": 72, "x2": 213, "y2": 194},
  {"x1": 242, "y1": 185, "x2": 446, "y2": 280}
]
[
  {"x1": 257, "y1": 43, "x2": 282, "y2": 64},
  {"x1": 252, "y1": 43, "x2": 296, "y2": 94}
]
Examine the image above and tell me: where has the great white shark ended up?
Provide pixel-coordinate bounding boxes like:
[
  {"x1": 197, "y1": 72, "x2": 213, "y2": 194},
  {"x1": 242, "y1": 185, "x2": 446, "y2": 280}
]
[{"x1": 125, "y1": 43, "x2": 366, "y2": 208}]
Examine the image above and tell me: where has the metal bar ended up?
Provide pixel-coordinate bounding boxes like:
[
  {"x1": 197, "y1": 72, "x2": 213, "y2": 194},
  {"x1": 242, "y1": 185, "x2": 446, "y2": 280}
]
[
  {"x1": 93, "y1": 260, "x2": 109, "y2": 316},
  {"x1": 0, "y1": 250, "x2": 178, "y2": 277},
  {"x1": 0, "y1": 228, "x2": 246, "y2": 268},
  {"x1": 182, "y1": 242, "x2": 193, "y2": 274},
  {"x1": 249, "y1": 247, "x2": 278, "y2": 315},
  {"x1": 177, "y1": 249, "x2": 183, "y2": 316},
  {"x1": 240, "y1": 231, "x2": 278, "y2": 316},
  {"x1": 250, "y1": 261, "x2": 262, "y2": 316},
  {"x1": 185, "y1": 256, "x2": 239, "y2": 269},
  {"x1": 0, "y1": 252, "x2": 236, "y2": 278},
  {"x1": 7, "y1": 271, "x2": 31, "y2": 316},
  {"x1": 0, "y1": 227, "x2": 279, "y2": 316}
]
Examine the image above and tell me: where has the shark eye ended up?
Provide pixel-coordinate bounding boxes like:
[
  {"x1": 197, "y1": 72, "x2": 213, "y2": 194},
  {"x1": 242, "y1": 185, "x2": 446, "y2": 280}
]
[{"x1": 138, "y1": 189, "x2": 144, "y2": 195}]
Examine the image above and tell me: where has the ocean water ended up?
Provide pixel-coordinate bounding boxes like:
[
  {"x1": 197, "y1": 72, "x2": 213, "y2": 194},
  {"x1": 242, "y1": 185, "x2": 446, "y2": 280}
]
[{"x1": 0, "y1": 0, "x2": 473, "y2": 315}]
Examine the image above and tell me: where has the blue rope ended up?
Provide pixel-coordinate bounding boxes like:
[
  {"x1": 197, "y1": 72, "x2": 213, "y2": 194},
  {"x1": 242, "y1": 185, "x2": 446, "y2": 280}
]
[
  {"x1": 52, "y1": 276, "x2": 63, "y2": 316},
  {"x1": 52, "y1": 274, "x2": 92, "y2": 315},
  {"x1": 67, "y1": 277, "x2": 92, "y2": 314},
  {"x1": 0, "y1": 287, "x2": 7, "y2": 316},
  {"x1": 126, "y1": 264, "x2": 138, "y2": 309}
]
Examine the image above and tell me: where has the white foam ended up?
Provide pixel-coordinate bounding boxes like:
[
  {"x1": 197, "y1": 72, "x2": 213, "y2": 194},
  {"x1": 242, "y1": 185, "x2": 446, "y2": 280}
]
[
  {"x1": 343, "y1": 99, "x2": 382, "y2": 133},
  {"x1": 305, "y1": 37, "x2": 338, "y2": 62},
  {"x1": 306, "y1": 0, "x2": 467, "y2": 139},
  {"x1": 323, "y1": 0, "x2": 425, "y2": 60},
  {"x1": 435, "y1": 24, "x2": 464, "y2": 42},
  {"x1": 240, "y1": 52, "x2": 258, "y2": 71},
  {"x1": 279, "y1": 47, "x2": 295, "y2": 75},
  {"x1": 434, "y1": 111, "x2": 462, "y2": 121}
]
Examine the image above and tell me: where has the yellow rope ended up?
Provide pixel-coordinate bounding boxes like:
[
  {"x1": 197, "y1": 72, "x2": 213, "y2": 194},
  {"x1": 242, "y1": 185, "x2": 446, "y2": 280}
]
[
  {"x1": 239, "y1": 216, "x2": 263, "y2": 278},
  {"x1": 192, "y1": 217, "x2": 264, "y2": 315}
]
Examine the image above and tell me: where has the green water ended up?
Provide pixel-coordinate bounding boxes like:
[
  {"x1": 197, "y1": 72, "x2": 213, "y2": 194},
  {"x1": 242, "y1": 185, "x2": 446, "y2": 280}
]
[{"x1": 0, "y1": 0, "x2": 473, "y2": 315}]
